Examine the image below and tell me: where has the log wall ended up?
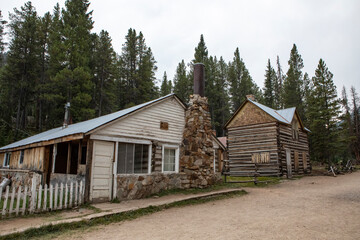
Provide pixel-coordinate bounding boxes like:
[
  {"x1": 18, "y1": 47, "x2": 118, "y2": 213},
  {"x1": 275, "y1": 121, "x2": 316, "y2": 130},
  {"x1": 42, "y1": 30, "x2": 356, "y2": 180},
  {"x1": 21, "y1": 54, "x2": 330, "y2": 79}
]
[
  {"x1": 227, "y1": 122, "x2": 280, "y2": 176},
  {"x1": 278, "y1": 124, "x2": 310, "y2": 175}
]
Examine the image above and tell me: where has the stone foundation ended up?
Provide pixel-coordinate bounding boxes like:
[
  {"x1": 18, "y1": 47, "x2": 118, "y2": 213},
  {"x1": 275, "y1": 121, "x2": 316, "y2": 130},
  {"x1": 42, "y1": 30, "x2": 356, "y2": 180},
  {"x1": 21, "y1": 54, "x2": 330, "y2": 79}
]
[
  {"x1": 116, "y1": 172, "x2": 221, "y2": 200},
  {"x1": 0, "y1": 169, "x2": 42, "y2": 189}
]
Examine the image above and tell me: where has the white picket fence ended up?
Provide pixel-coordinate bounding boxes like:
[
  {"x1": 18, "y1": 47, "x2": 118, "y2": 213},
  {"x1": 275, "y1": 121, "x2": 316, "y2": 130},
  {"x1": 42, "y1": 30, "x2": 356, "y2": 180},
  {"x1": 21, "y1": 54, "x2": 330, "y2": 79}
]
[{"x1": 0, "y1": 177, "x2": 85, "y2": 218}]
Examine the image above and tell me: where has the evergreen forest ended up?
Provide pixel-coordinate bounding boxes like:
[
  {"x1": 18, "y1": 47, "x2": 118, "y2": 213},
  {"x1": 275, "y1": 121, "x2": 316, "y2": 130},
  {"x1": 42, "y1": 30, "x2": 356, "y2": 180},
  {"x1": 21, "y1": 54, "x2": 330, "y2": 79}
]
[{"x1": 0, "y1": 0, "x2": 359, "y2": 165}]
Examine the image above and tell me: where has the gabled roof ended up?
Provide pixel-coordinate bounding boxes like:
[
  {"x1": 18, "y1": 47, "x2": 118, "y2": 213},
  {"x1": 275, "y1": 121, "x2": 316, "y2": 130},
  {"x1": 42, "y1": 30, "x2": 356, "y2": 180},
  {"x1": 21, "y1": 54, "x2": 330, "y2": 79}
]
[
  {"x1": 225, "y1": 98, "x2": 309, "y2": 132},
  {"x1": 0, "y1": 94, "x2": 185, "y2": 151}
]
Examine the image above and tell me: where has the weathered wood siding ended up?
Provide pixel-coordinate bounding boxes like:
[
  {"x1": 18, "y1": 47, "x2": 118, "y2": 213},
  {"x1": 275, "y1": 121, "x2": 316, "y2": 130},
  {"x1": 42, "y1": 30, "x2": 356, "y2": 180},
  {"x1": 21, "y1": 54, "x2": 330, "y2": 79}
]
[
  {"x1": 228, "y1": 122, "x2": 280, "y2": 176},
  {"x1": 227, "y1": 102, "x2": 275, "y2": 128},
  {"x1": 278, "y1": 123, "x2": 310, "y2": 175},
  {"x1": 2, "y1": 147, "x2": 45, "y2": 171},
  {"x1": 94, "y1": 98, "x2": 185, "y2": 144}
]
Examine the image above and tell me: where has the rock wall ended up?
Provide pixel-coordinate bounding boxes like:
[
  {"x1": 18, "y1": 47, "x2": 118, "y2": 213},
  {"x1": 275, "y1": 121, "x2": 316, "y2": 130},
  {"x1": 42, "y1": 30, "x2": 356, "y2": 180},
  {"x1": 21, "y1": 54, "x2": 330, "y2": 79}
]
[
  {"x1": 0, "y1": 169, "x2": 42, "y2": 189},
  {"x1": 180, "y1": 94, "x2": 222, "y2": 188}
]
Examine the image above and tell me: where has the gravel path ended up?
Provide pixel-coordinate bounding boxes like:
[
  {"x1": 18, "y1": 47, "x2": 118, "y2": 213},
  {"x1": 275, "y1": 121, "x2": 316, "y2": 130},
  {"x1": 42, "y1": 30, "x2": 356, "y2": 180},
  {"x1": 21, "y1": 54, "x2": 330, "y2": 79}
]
[{"x1": 56, "y1": 171, "x2": 360, "y2": 240}]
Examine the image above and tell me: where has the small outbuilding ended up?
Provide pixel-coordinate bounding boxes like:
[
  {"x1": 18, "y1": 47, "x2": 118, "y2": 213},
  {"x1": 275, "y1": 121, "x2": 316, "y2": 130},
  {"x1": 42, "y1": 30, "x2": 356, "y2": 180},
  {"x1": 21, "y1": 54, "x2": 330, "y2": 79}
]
[{"x1": 224, "y1": 96, "x2": 311, "y2": 178}]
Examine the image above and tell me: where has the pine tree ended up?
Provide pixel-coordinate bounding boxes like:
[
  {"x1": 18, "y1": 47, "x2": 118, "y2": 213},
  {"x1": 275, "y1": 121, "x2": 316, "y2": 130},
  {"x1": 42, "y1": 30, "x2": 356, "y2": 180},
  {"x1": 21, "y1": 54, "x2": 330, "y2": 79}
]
[
  {"x1": 160, "y1": 71, "x2": 172, "y2": 96},
  {"x1": 350, "y1": 86, "x2": 360, "y2": 162},
  {"x1": 0, "y1": 11, "x2": 7, "y2": 67},
  {"x1": 229, "y1": 47, "x2": 261, "y2": 111},
  {"x1": 93, "y1": 30, "x2": 117, "y2": 116},
  {"x1": 275, "y1": 56, "x2": 284, "y2": 109},
  {"x1": 209, "y1": 56, "x2": 230, "y2": 136},
  {"x1": 1, "y1": 2, "x2": 40, "y2": 140},
  {"x1": 283, "y1": 44, "x2": 305, "y2": 118},
  {"x1": 307, "y1": 59, "x2": 340, "y2": 164},
  {"x1": 173, "y1": 60, "x2": 191, "y2": 103},
  {"x1": 193, "y1": 34, "x2": 208, "y2": 64},
  {"x1": 47, "y1": 0, "x2": 95, "y2": 125},
  {"x1": 338, "y1": 86, "x2": 354, "y2": 162},
  {"x1": 119, "y1": 28, "x2": 158, "y2": 108},
  {"x1": 36, "y1": 12, "x2": 51, "y2": 131},
  {"x1": 263, "y1": 59, "x2": 276, "y2": 108}
]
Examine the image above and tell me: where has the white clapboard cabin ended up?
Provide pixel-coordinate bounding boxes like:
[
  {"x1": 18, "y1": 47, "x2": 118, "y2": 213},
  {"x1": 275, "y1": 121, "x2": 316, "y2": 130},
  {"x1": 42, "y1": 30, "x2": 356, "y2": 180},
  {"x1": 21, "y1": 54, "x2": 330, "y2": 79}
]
[{"x1": 0, "y1": 94, "x2": 224, "y2": 202}]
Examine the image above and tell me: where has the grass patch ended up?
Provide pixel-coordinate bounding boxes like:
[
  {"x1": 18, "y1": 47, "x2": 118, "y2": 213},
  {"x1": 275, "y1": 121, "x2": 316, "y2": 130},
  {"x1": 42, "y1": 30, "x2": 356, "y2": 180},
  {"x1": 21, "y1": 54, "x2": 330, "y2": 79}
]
[{"x1": 0, "y1": 190, "x2": 246, "y2": 240}]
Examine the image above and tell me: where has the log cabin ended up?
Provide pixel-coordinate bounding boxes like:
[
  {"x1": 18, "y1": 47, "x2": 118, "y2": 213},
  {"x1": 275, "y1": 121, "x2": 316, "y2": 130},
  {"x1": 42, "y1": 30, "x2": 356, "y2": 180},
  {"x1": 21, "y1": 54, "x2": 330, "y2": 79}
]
[
  {"x1": 224, "y1": 95, "x2": 311, "y2": 178},
  {"x1": 0, "y1": 64, "x2": 225, "y2": 202}
]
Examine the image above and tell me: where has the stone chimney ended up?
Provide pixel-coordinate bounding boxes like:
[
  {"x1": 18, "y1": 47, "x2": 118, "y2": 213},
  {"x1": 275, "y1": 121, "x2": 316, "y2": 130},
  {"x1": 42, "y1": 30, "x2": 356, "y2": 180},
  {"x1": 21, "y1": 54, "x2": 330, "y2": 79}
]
[{"x1": 179, "y1": 63, "x2": 221, "y2": 188}]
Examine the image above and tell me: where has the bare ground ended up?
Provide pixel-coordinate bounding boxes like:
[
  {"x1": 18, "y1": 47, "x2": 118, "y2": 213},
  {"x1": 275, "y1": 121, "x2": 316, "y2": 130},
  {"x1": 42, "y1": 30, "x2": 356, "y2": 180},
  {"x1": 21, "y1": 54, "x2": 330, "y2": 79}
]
[{"x1": 56, "y1": 171, "x2": 360, "y2": 240}]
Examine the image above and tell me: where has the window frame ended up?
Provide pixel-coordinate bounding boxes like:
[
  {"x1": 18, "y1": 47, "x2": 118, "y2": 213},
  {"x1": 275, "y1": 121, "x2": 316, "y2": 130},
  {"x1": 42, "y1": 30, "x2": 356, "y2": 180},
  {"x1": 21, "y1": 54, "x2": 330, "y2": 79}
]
[
  {"x1": 116, "y1": 142, "x2": 151, "y2": 175},
  {"x1": 3, "y1": 152, "x2": 11, "y2": 167},
  {"x1": 19, "y1": 150, "x2": 24, "y2": 165},
  {"x1": 161, "y1": 144, "x2": 179, "y2": 173}
]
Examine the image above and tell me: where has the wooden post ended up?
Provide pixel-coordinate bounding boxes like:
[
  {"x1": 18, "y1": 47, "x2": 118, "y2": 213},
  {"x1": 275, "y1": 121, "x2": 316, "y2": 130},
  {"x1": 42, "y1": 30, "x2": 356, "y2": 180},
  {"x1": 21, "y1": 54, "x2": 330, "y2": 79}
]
[
  {"x1": 0, "y1": 186, "x2": 3, "y2": 207},
  {"x1": 54, "y1": 183, "x2": 58, "y2": 210},
  {"x1": 9, "y1": 187, "x2": 15, "y2": 215},
  {"x1": 37, "y1": 185, "x2": 42, "y2": 210},
  {"x1": 49, "y1": 184, "x2": 53, "y2": 210},
  {"x1": 75, "y1": 181, "x2": 78, "y2": 206},
  {"x1": 2, "y1": 186, "x2": 9, "y2": 217},
  {"x1": 43, "y1": 184, "x2": 48, "y2": 211},
  {"x1": 52, "y1": 143, "x2": 57, "y2": 173},
  {"x1": 79, "y1": 181, "x2": 83, "y2": 205},
  {"x1": 69, "y1": 182, "x2": 73, "y2": 208},
  {"x1": 30, "y1": 176, "x2": 37, "y2": 214},
  {"x1": 64, "y1": 183, "x2": 68, "y2": 209},
  {"x1": 59, "y1": 183, "x2": 64, "y2": 209},
  {"x1": 22, "y1": 186, "x2": 27, "y2": 215},
  {"x1": 16, "y1": 186, "x2": 21, "y2": 216}
]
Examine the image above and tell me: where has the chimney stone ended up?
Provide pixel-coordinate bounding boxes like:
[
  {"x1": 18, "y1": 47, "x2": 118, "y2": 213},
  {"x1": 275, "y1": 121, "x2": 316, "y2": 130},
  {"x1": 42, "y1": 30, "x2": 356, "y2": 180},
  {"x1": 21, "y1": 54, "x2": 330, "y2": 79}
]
[
  {"x1": 193, "y1": 63, "x2": 205, "y2": 97},
  {"x1": 246, "y1": 94, "x2": 255, "y2": 101}
]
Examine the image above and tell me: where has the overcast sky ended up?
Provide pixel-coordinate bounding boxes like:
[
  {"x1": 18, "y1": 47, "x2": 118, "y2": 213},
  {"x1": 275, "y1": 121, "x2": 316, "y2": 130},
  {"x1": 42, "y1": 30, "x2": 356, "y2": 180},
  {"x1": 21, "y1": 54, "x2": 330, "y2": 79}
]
[{"x1": 2, "y1": 0, "x2": 360, "y2": 95}]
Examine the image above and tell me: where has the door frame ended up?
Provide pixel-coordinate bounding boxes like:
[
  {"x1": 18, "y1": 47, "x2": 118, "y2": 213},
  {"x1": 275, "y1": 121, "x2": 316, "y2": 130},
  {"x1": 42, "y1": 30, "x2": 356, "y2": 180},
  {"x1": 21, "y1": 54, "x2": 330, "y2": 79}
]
[
  {"x1": 90, "y1": 140, "x2": 114, "y2": 202},
  {"x1": 285, "y1": 148, "x2": 292, "y2": 178}
]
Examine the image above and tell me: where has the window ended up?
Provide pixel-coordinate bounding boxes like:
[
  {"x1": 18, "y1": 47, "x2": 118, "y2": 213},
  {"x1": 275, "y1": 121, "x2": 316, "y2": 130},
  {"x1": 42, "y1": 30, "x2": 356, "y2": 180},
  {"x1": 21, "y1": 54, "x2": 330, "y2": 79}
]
[
  {"x1": 3, "y1": 152, "x2": 11, "y2": 167},
  {"x1": 162, "y1": 145, "x2": 179, "y2": 173},
  {"x1": 117, "y1": 143, "x2": 149, "y2": 174},
  {"x1": 19, "y1": 150, "x2": 24, "y2": 165}
]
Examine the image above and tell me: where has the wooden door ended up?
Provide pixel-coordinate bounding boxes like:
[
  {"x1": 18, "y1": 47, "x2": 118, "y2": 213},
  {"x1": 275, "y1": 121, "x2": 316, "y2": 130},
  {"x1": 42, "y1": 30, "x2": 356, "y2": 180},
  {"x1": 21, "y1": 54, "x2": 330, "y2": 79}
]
[
  {"x1": 90, "y1": 140, "x2": 114, "y2": 202},
  {"x1": 294, "y1": 151, "x2": 299, "y2": 173},
  {"x1": 286, "y1": 149, "x2": 292, "y2": 178}
]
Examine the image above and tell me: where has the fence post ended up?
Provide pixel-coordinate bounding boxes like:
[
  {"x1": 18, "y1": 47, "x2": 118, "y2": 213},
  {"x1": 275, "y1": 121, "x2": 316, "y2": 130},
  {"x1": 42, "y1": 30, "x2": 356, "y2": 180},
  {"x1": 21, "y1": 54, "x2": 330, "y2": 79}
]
[
  {"x1": 49, "y1": 184, "x2": 53, "y2": 210},
  {"x1": 79, "y1": 181, "x2": 83, "y2": 205},
  {"x1": 75, "y1": 181, "x2": 78, "y2": 206},
  {"x1": 16, "y1": 186, "x2": 21, "y2": 216},
  {"x1": 64, "y1": 183, "x2": 68, "y2": 209},
  {"x1": 2, "y1": 186, "x2": 9, "y2": 217},
  {"x1": 9, "y1": 186, "x2": 15, "y2": 215},
  {"x1": 37, "y1": 184, "x2": 42, "y2": 211},
  {"x1": 43, "y1": 184, "x2": 48, "y2": 211},
  {"x1": 22, "y1": 186, "x2": 27, "y2": 215},
  {"x1": 59, "y1": 183, "x2": 64, "y2": 209},
  {"x1": 69, "y1": 182, "x2": 73, "y2": 208},
  {"x1": 30, "y1": 176, "x2": 37, "y2": 214},
  {"x1": 54, "y1": 183, "x2": 58, "y2": 210}
]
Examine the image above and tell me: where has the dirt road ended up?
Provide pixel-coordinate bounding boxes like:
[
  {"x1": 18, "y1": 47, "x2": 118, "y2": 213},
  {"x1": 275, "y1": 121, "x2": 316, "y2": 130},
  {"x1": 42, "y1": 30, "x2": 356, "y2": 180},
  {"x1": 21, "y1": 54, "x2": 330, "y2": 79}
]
[{"x1": 56, "y1": 172, "x2": 360, "y2": 240}]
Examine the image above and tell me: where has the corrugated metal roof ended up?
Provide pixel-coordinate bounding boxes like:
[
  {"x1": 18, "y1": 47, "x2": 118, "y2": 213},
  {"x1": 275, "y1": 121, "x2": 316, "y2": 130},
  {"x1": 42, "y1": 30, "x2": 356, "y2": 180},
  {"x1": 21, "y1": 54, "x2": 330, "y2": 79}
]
[
  {"x1": 0, "y1": 94, "x2": 177, "y2": 151},
  {"x1": 247, "y1": 99, "x2": 290, "y2": 124},
  {"x1": 276, "y1": 107, "x2": 296, "y2": 123}
]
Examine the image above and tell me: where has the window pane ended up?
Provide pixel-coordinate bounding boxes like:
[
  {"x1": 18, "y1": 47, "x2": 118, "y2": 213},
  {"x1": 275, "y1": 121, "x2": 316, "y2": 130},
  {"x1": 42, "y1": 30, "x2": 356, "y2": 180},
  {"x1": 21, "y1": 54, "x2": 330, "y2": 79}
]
[
  {"x1": 134, "y1": 144, "x2": 143, "y2": 173},
  {"x1": 164, "y1": 148, "x2": 176, "y2": 172},
  {"x1": 117, "y1": 143, "x2": 126, "y2": 174},
  {"x1": 126, "y1": 143, "x2": 134, "y2": 174},
  {"x1": 142, "y1": 145, "x2": 148, "y2": 173}
]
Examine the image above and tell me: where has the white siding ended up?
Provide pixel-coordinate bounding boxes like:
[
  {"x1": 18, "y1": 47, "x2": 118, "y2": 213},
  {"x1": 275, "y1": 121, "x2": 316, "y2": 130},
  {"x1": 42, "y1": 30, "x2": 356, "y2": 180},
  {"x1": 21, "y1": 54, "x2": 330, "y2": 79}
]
[{"x1": 94, "y1": 98, "x2": 185, "y2": 144}]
